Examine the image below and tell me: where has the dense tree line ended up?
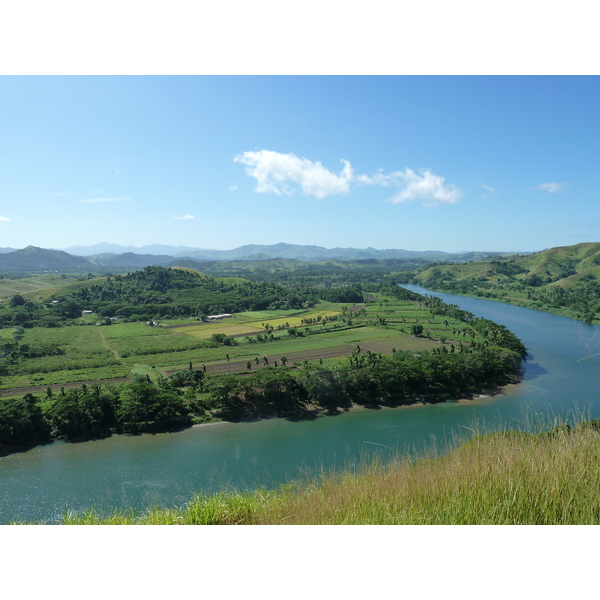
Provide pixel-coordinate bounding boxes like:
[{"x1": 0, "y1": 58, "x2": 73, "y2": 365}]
[
  {"x1": 206, "y1": 346, "x2": 524, "y2": 422},
  {"x1": 0, "y1": 380, "x2": 194, "y2": 452},
  {"x1": 0, "y1": 326, "x2": 525, "y2": 453}
]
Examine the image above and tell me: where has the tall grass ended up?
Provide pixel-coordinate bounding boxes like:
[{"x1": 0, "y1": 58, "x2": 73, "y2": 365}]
[{"x1": 56, "y1": 413, "x2": 600, "y2": 525}]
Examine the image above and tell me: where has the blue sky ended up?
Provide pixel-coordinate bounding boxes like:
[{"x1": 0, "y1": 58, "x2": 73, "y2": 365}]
[{"x1": 1, "y1": 75, "x2": 599, "y2": 253}]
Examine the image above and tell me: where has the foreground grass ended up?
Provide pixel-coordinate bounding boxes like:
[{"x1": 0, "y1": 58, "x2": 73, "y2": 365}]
[{"x1": 59, "y1": 419, "x2": 600, "y2": 525}]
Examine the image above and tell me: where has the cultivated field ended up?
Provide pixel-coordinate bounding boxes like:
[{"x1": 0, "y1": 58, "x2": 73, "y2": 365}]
[{"x1": 0, "y1": 296, "x2": 484, "y2": 396}]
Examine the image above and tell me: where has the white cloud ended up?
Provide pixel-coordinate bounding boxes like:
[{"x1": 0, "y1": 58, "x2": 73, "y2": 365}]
[
  {"x1": 387, "y1": 168, "x2": 462, "y2": 207},
  {"x1": 356, "y1": 171, "x2": 394, "y2": 186},
  {"x1": 533, "y1": 182, "x2": 563, "y2": 194},
  {"x1": 234, "y1": 150, "x2": 353, "y2": 199},
  {"x1": 0, "y1": 216, "x2": 10, "y2": 222},
  {"x1": 228, "y1": 185, "x2": 238, "y2": 192},
  {"x1": 80, "y1": 196, "x2": 129, "y2": 203},
  {"x1": 173, "y1": 214, "x2": 195, "y2": 220},
  {"x1": 480, "y1": 183, "x2": 494, "y2": 193},
  {"x1": 234, "y1": 150, "x2": 462, "y2": 207}
]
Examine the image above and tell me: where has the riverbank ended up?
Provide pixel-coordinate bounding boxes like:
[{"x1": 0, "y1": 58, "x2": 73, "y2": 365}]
[
  {"x1": 187, "y1": 384, "x2": 517, "y2": 430},
  {"x1": 0, "y1": 378, "x2": 522, "y2": 458}
]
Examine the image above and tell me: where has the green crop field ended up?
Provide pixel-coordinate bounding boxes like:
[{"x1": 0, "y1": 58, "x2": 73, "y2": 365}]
[{"x1": 101, "y1": 323, "x2": 174, "y2": 339}]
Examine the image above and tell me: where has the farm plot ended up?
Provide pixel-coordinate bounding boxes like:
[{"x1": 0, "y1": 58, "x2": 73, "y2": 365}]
[
  {"x1": 11, "y1": 326, "x2": 119, "y2": 375},
  {"x1": 101, "y1": 322, "x2": 208, "y2": 357},
  {"x1": 177, "y1": 334, "x2": 440, "y2": 377},
  {"x1": 168, "y1": 307, "x2": 342, "y2": 339},
  {"x1": 360, "y1": 337, "x2": 439, "y2": 354},
  {"x1": 170, "y1": 321, "x2": 264, "y2": 339},
  {"x1": 229, "y1": 309, "x2": 306, "y2": 322},
  {"x1": 245, "y1": 310, "x2": 341, "y2": 330}
]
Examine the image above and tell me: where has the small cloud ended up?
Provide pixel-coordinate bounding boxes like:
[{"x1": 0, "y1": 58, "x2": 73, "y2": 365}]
[
  {"x1": 80, "y1": 196, "x2": 129, "y2": 203},
  {"x1": 228, "y1": 185, "x2": 238, "y2": 192},
  {"x1": 0, "y1": 216, "x2": 10, "y2": 222},
  {"x1": 234, "y1": 150, "x2": 353, "y2": 199},
  {"x1": 387, "y1": 168, "x2": 462, "y2": 207},
  {"x1": 533, "y1": 182, "x2": 563, "y2": 194},
  {"x1": 173, "y1": 215, "x2": 195, "y2": 220},
  {"x1": 356, "y1": 172, "x2": 393, "y2": 186},
  {"x1": 479, "y1": 183, "x2": 496, "y2": 198}
]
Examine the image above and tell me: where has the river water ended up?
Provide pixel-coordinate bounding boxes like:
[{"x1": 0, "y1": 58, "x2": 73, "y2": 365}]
[{"x1": 1, "y1": 285, "x2": 599, "y2": 524}]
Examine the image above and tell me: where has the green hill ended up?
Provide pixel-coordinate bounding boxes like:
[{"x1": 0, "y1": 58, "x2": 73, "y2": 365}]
[
  {"x1": 0, "y1": 266, "x2": 321, "y2": 328},
  {"x1": 413, "y1": 242, "x2": 600, "y2": 323},
  {"x1": 0, "y1": 246, "x2": 94, "y2": 273}
]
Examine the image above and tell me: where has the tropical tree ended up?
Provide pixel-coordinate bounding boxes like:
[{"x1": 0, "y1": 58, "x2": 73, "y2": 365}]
[{"x1": 411, "y1": 324, "x2": 424, "y2": 336}]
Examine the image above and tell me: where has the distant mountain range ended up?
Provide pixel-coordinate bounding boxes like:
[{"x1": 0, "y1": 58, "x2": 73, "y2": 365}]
[
  {"x1": 0, "y1": 243, "x2": 525, "y2": 274},
  {"x1": 64, "y1": 243, "x2": 202, "y2": 256},
  {"x1": 63, "y1": 242, "x2": 519, "y2": 263}
]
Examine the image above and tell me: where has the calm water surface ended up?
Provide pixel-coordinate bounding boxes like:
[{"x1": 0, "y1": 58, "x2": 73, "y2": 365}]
[{"x1": 1, "y1": 285, "x2": 599, "y2": 523}]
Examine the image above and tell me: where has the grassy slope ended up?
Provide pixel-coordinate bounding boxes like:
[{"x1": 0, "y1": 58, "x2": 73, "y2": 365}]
[
  {"x1": 58, "y1": 419, "x2": 600, "y2": 525},
  {"x1": 414, "y1": 242, "x2": 600, "y2": 320},
  {"x1": 0, "y1": 274, "x2": 79, "y2": 300}
]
